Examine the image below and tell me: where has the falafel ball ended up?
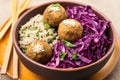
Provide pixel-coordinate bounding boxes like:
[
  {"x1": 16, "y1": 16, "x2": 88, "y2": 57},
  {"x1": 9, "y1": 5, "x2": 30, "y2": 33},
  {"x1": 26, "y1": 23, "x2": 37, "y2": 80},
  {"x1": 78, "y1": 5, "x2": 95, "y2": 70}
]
[
  {"x1": 26, "y1": 40, "x2": 52, "y2": 64},
  {"x1": 43, "y1": 3, "x2": 67, "y2": 27},
  {"x1": 58, "y1": 19, "x2": 83, "y2": 42}
]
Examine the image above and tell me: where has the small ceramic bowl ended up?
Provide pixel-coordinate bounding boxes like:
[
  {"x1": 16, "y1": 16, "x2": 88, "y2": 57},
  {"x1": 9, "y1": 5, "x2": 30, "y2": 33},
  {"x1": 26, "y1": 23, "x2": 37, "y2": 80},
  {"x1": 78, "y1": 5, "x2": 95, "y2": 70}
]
[{"x1": 13, "y1": 1, "x2": 116, "y2": 80}]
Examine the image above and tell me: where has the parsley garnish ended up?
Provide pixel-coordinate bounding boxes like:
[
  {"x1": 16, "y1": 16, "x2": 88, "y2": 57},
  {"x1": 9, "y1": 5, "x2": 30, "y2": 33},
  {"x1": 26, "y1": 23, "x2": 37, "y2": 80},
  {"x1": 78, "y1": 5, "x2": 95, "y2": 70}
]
[
  {"x1": 60, "y1": 52, "x2": 67, "y2": 61},
  {"x1": 72, "y1": 52, "x2": 77, "y2": 60},
  {"x1": 51, "y1": 3, "x2": 60, "y2": 7},
  {"x1": 44, "y1": 23, "x2": 50, "y2": 29},
  {"x1": 62, "y1": 40, "x2": 75, "y2": 48},
  {"x1": 22, "y1": 48, "x2": 27, "y2": 52}
]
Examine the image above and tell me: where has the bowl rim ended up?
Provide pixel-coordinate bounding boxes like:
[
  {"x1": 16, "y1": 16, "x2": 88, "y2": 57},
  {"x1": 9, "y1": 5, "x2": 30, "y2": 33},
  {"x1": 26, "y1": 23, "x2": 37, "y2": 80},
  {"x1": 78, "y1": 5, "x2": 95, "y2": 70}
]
[{"x1": 13, "y1": 0, "x2": 116, "y2": 72}]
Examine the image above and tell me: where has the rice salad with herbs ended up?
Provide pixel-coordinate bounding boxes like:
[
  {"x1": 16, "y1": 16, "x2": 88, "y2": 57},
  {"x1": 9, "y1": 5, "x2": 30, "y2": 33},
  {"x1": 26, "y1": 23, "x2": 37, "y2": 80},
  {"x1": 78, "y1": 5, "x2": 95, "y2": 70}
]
[{"x1": 19, "y1": 14, "x2": 58, "y2": 52}]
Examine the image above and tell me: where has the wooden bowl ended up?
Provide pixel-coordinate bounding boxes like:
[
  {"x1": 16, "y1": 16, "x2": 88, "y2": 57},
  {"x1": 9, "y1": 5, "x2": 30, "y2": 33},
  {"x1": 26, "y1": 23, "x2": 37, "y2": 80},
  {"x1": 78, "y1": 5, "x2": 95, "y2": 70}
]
[{"x1": 13, "y1": 1, "x2": 116, "y2": 80}]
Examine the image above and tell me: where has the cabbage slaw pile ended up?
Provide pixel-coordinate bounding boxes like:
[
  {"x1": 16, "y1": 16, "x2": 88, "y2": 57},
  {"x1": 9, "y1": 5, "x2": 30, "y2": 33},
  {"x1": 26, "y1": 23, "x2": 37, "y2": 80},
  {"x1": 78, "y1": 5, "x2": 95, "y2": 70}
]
[{"x1": 47, "y1": 6, "x2": 112, "y2": 68}]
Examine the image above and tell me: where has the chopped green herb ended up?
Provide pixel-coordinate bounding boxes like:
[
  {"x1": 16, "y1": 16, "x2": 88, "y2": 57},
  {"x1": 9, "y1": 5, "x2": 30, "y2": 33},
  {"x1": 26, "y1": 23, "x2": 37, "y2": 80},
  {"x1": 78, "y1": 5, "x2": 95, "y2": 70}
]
[
  {"x1": 51, "y1": 3, "x2": 60, "y2": 7},
  {"x1": 46, "y1": 32, "x2": 49, "y2": 37},
  {"x1": 48, "y1": 39, "x2": 53, "y2": 43},
  {"x1": 41, "y1": 36, "x2": 43, "y2": 38},
  {"x1": 60, "y1": 52, "x2": 67, "y2": 61},
  {"x1": 53, "y1": 36, "x2": 56, "y2": 40},
  {"x1": 36, "y1": 32, "x2": 39, "y2": 37},
  {"x1": 72, "y1": 52, "x2": 77, "y2": 60},
  {"x1": 44, "y1": 23, "x2": 50, "y2": 29},
  {"x1": 31, "y1": 27, "x2": 38, "y2": 30},
  {"x1": 62, "y1": 40, "x2": 75, "y2": 48},
  {"x1": 50, "y1": 33, "x2": 53, "y2": 36},
  {"x1": 27, "y1": 34, "x2": 30, "y2": 37},
  {"x1": 22, "y1": 48, "x2": 27, "y2": 52}
]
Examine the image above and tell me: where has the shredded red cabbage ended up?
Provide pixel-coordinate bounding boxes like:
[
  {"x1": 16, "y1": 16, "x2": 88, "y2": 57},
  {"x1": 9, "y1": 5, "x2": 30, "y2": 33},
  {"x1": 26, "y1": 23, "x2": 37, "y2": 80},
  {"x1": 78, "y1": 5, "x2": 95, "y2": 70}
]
[{"x1": 47, "y1": 6, "x2": 112, "y2": 68}]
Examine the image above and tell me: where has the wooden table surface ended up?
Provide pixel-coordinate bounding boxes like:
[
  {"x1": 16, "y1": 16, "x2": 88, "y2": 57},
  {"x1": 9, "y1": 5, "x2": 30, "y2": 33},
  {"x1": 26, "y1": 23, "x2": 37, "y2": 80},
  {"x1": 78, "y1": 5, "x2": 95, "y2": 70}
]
[{"x1": 0, "y1": 0, "x2": 120, "y2": 80}]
